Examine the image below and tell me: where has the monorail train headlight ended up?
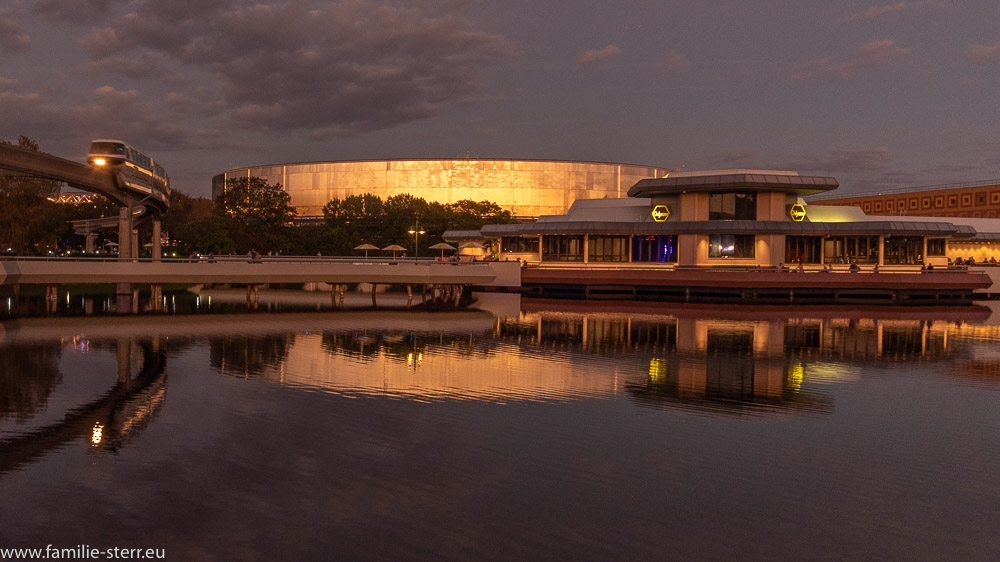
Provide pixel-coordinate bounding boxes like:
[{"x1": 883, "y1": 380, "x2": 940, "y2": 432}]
[{"x1": 93, "y1": 158, "x2": 107, "y2": 166}]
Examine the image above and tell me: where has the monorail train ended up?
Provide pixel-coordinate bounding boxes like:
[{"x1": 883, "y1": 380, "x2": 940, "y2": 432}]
[{"x1": 87, "y1": 139, "x2": 170, "y2": 206}]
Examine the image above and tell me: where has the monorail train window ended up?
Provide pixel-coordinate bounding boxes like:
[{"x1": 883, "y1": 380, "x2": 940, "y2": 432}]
[{"x1": 90, "y1": 142, "x2": 125, "y2": 154}]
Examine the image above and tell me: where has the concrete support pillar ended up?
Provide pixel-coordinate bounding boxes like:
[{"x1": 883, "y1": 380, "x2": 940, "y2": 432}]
[
  {"x1": 117, "y1": 338, "x2": 131, "y2": 386},
  {"x1": 85, "y1": 233, "x2": 97, "y2": 254},
  {"x1": 45, "y1": 284, "x2": 59, "y2": 313},
  {"x1": 152, "y1": 219, "x2": 162, "y2": 262},
  {"x1": 116, "y1": 282, "x2": 133, "y2": 315},
  {"x1": 118, "y1": 205, "x2": 133, "y2": 261},
  {"x1": 406, "y1": 285, "x2": 413, "y2": 308},
  {"x1": 371, "y1": 283, "x2": 378, "y2": 307},
  {"x1": 132, "y1": 229, "x2": 139, "y2": 260},
  {"x1": 150, "y1": 284, "x2": 163, "y2": 312},
  {"x1": 245, "y1": 284, "x2": 260, "y2": 310}
]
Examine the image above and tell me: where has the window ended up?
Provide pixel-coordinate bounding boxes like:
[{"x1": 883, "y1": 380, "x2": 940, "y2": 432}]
[
  {"x1": 501, "y1": 236, "x2": 539, "y2": 254},
  {"x1": 884, "y1": 236, "x2": 924, "y2": 265},
  {"x1": 588, "y1": 235, "x2": 629, "y2": 262},
  {"x1": 823, "y1": 235, "x2": 880, "y2": 264},
  {"x1": 785, "y1": 236, "x2": 822, "y2": 264},
  {"x1": 632, "y1": 235, "x2": 677, "y2": 263},
  {"x1": 541, "y1": 235, "x2": 583, "y2": 261},
  {"x1": 709, "y1": 192, "x2": 756, "y2": 220},
  {"x1": 709, "y1": 234, "x2": 755, "y2": 259},
  {"x1": 927, "y1": 238, "x2": 946, "y2": 256}
]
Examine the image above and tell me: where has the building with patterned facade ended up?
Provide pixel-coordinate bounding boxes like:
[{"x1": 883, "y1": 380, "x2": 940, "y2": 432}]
[
  {"x1": 212, "y1": 158, "x2": 671, "y2": 219},
  {"x1": 807, "y1": 179, "x2": 1000, "y2": 218}
]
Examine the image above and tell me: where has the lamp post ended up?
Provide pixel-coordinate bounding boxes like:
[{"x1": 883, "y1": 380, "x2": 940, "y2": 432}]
[{"x1": 408, "y1": 221, "x2": 425, "y2": 259}]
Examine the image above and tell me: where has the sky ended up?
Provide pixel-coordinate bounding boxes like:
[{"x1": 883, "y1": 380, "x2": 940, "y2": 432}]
[{"x1": 2, "y1": 0, "x2": 1000, "y2": 199}]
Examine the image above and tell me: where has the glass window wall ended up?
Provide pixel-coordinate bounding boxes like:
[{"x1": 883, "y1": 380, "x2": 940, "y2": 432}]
[
  {"x1": 588, "y1": 235, "x2": 630, "y2": 262},
  {"x1": 823, "y1": 236, "x2": 880, "y2": 264},
  {"x1": 708, "y1": 234, "x2": 755, "y2": 259},
  {"x1": 501, "y1": 236, "x2": 539, "y2": 254},
  {"x1": 884, "y1": 236, "x2": 924, "y2": 265},
  {"x1": 631, "y1": 235, "x2": 677, "y2": 263},
  {"x1": 785, "y1": 236, "x2": 823, "y2": 264},
  {"x1": 541, "y1": 235, "x2": 584, "y2": 262},
  {"x1": 926, "y1": 238, "x2": 946, "y2": 256},
  {"x1": 709, "y1": 192, "x2": 757, "y2": 221}
]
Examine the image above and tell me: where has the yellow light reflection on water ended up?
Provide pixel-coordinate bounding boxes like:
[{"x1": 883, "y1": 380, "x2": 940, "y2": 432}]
[
  {"x1": 91, "y1": 422, "x2": 104, "y2": 446},
  {"x1": 648, "y1": 358, "x2": 667, "y2": 383},
  {"x1": 786, "y1": 362, "x2": 804, "y2": 391}
]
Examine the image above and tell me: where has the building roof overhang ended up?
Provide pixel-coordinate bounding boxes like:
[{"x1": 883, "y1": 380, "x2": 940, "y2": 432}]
[
  {"x1": 487, "y1": 219, "x2": 967, "y2": 237},
  {"x1": 627, "y1": 172, "x2": 839, "y2": 198}
]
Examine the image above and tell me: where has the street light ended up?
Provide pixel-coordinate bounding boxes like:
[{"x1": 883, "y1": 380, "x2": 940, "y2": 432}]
[{"x1": 408, "y1": 222, "x2": 425, "y2": 259}]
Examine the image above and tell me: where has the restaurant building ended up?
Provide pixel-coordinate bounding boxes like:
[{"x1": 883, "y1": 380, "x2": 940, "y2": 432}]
[{"x1": 451, "y1": 170, "x2": 1000, "y2": 303}]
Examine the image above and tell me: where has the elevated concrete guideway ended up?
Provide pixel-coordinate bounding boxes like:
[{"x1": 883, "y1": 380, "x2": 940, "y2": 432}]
[
  {"x1": 0, "y1": 143, "x2": 168, "y2": 259},
  {"x1": 0, "y1": 143, "x2": 122, "y2": 202}
]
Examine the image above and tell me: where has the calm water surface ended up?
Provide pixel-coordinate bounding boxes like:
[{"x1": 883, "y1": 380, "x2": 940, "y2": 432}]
[{"x1": 2, "y1": 293, "x2": 1000, "y2": 560}]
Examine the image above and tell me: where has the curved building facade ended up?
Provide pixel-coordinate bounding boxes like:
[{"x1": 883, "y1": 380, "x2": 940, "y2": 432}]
[{"x1": 212, "y1": 159, "x2": 670, "y2": 218}]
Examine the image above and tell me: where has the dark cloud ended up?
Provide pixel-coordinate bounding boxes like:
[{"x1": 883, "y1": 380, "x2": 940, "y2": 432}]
[
  {"x1": 849, "y1": 2, "x2": 921, "y2": 23},
  {"x1": 64, "y1": 0, "x2": 515, "y2": 137},
  {"x1": 35, "y1": 0, "x2": 113, "y2": 23},
  {"x1": 964, "y1": 43, "x2": 1000, "y2": 65},
  {"x1": 791, "y1": 39, "x2": 911, "y2": 81},
  {"x1": 772, "y1": 147, "x2": 893, "y2": 174},
  {"x1": 652, "y1": 53, "x2": 692, "y2": 73},
  {"x1": 577, "y1": 45, "x2": 625, "y2": 66},
  {"x1": 708, "y1": 150, "x2": 761, "y2": 167},
  {"x1": 0, "y1": 6, "x2": 31, "y2": 53}
]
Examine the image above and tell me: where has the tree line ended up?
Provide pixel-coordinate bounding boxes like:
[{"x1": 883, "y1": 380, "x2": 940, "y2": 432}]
[{"x1": 1, "y1": 137, "x2": 514, "y2": 257}]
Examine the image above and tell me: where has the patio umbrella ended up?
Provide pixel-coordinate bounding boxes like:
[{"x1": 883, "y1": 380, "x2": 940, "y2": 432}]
[
  {"x1": 429, "y1": 242, "x2": 456, "y2": 258},
  {"x1": 354, "y1": 243, "x2": 379, "y2": 259},
  {"x1": 382, "y1": 244, "x2": 407, "y2": 259},
  {"x1": 459, "y1": 241, "x2": 485, "y2": 250}
]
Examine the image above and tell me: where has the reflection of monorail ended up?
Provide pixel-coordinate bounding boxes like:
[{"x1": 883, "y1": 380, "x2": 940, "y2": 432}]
[{"x1": 88, "y1": 139, "x2": 170, "y2": 206}]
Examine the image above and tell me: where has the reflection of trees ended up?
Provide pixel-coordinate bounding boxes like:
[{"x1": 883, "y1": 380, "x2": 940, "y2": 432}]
[
  {"x1": 209, "y1": 334, "x2": 295, "y2": 378},
  {"x1": 320, "y1": 330, "x2": 491, "y2": 361},
  {"x1": 0, "y1": 343, "x2": 62, "y2": 423}
]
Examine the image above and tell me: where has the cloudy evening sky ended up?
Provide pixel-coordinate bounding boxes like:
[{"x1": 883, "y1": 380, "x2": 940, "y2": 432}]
[{"x1": 2, "y1": 0, "x2": 1000, "y2": 198}]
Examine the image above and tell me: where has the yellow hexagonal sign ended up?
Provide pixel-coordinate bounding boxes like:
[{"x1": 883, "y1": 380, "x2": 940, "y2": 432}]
[
  {"x1": 789, "y1": 203, "x2": 806, "y2": 222},
  {"x1": 651, "y1": 204, "x2": 670, "y2": 222}
]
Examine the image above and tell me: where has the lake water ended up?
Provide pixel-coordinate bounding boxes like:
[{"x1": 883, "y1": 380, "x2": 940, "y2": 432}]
[{"x1": 2, "y1": 291, "x2": 1000, "y2": 560}]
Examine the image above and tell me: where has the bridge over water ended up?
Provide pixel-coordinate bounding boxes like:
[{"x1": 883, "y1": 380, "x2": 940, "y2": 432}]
[{"x1": 0, "y1": 256, "x2": 508, "y2": 312}]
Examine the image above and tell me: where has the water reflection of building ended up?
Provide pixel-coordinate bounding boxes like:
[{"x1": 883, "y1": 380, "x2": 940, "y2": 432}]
[{"x1": 194, "y1": 304, "x2": 993, "y2": 414}]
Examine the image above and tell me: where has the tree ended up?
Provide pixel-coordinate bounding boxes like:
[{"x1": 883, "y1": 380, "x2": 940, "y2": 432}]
[
  {"x1": 161, "y1": 190, "x2": 214, "y2": 238},
  {"x1": 215, "y1": 176, "x2": 296, "y2": 231},
  {"x1": 0, "y1": 136, "x2": 66, "y2": 254},
  {"x1": 175, "y1": 215, "x2": 236, "y2": 255}
]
